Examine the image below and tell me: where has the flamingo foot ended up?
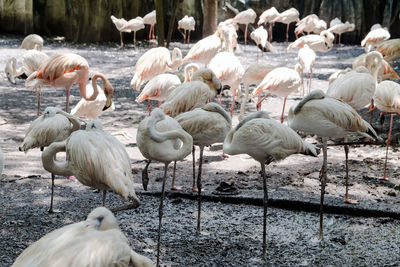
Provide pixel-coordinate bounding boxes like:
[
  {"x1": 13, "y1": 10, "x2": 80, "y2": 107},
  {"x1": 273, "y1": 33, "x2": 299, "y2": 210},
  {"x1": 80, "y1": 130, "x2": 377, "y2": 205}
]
[
  {"x1": 378, "y1": 176, "x2": 389, "y2": 181},
  {"x1": 48, "y1": 208, "x2": 62, "y2": 214},
  {"x1": 221, "y1": 152, "x2": 229, "y2": 159},
  {"x1": 171, "y1": 186, "x2": 183, "y2": 191},
  {"x1": 344, "y1": 198, "x2": 359, "y2": 205},
  {"x1": 192, "y1": 186, "x2": 205, "y2": 193},
  {"x1": 66, "y1": 176, "x2": 77, "y2": 182}
]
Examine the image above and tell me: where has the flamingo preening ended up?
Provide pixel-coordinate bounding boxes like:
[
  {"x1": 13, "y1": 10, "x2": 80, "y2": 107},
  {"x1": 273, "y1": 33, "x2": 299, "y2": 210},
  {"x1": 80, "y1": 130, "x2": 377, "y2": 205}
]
[
  {"x1": 178, "y1": 15, "x2": 196, "y2": 44},
  {"x1": 143, "y1": 10, "x2": 157, "y2": 41},
  {"x1": 20, "y1": 34, "x2": 44, "y2": 51},
  {"x1": 110, "y1": 15, "x2": 131, "y2": 48}
]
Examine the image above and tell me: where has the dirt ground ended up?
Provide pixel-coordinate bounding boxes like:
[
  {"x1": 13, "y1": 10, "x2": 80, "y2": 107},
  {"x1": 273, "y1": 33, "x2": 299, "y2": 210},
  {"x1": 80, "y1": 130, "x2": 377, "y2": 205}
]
[{"x1": 1, "y1": 34, "x2": 400, "y2": 266}]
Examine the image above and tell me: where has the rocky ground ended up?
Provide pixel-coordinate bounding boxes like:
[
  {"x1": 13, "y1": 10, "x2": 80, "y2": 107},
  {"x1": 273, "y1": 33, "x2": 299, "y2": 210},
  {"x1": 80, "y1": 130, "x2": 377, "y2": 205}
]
[{"x1": 1, "y1": 34, "x2": 400, "y2": 266}]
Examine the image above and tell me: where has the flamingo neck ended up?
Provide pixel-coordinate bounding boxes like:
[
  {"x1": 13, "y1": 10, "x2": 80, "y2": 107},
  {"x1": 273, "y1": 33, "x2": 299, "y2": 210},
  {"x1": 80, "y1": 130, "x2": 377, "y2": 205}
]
[
  {"x1": 11, "y1": 58, "x2": 24, "y2": 76},
  {"x1": 41, "y1": 141, "x2": 73, "y2": 176}
]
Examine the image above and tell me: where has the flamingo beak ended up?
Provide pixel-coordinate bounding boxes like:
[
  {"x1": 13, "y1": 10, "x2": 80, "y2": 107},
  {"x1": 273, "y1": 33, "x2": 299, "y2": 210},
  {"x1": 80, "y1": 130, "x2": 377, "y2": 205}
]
[
  {"x1": 103, "y1": 92, "x2": 114, "y2": 111},
  {"x1": 7, "y1": 74, "x2": 16, "y2": 85}
]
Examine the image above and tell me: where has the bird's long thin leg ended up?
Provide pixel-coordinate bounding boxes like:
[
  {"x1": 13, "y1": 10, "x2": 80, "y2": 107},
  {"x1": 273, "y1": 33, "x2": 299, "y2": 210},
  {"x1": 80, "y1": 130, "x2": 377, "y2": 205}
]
[
  {"x1": 261, "y1": 162, "x2": 268, "y2": 258},
  {"x1": 148, "y1": 99, "x2": 152, "y2": 115},
  {"x1": 286, "y1": 24, "x2": 289, "y2": 42},
  {"x1": 300, "y1": 69, "x2": 304, "y2": 96},
  {"x1": 36, "y1": 88, "x2": 41, "y2": 116},
  {"x1": 152, "y1": 25, "x2": 156, "y2": 40},
  {"x1": 192, "y1": 146, "x2": 197, "y2": 192},
  {"x1": 245, "y1": 24, "x2": 248, "y2": 46},
  {"x1": 188, "y1": 30, "x2": 191, "y2": 44},
  {"x1": 142, "y1": 160, "x2": 151, "y2": 191},
  {"x1": 197, "y1": 146, "x2": 204, "y2": 234},
  {"x1": 319, "y1": 137, "x2": 328, "y2": 240},
  {"x1": 339, "y1": 34, "x2": 342, "y2": 45},
  {"x1": 230, "y1": 88, "x2": 237, "y2": 117},
  {"x1": 239, "y1": 84, "x2": 249, "y2": 121},
  {"x1": 120, "y1": 31, "x2": 123, "y2": 49},
  {"x1": 344, "y1": 137, "x2": 358, "y2": 204},
  {"x1": 369, "y1": 99, "x2": 375, "y2": 124},
  {"x1": 183, "y1": 29, "x2": 187, "y2": 44},
  {"x1": 268, "y1": 23, "x2": 273, "y2": 42},
  {"x1": 256, "y1": 92, "x2": 271, "y2": 111},
  {"x1": 65, "y1": 88, "x2": 70, "y2": 113},
  {"x1": 102, "y1": 190, "x2": 107, "y2": 206},
  {"x1": 149, "y1": 26, "x2": 152, "y2": 41},
  {"x1": 134, "y1": 31, "x2": 137, "y2": 46},
  {"x1": 171, "y1": 161, "x2": 181, "y2": 190},
  {"x1": 380, "y1": 114, "x2": 394, "y2": 181},
  {"x1": 280, "y1": 97, "x2": 287, "y2": 123},
  {"x1": 157, "y1": 163, "x2": 169, "y2": 267},
  {"x1": 48, "y1": 173, "x2": 55, "y2": 213}
]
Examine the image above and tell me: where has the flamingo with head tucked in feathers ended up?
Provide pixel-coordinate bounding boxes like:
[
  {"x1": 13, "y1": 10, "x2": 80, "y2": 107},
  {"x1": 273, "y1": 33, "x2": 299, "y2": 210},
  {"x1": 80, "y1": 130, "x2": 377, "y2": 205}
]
[
  {"x1": 143, "y1": 10, "x2": 157, "y2": 41},
  {"x1": 271, "y1": 8, "x2": 299, "y2": 42},
  {"x1": 178, "y1": 15, "x2": 196, "y2": 44},
  {"x1": 361, "y1": 24, "x2": 390, "y2": 52},
  {"x1": 120, "y1": 17, "x2": 145, "y2": 46},
  {"x1": 110, "y1": 15, "x2": 131, "y2": 48},
  {"x1": 20, "y1": 34, "x2": 44, "y2": 51},
  {"x1": 232, "y1": 8, "x2": 257, "y2": 46},
  {"x1": 258, "y1": 7, "x2": 279, "y2": 42},
  {"x1": 287, "y1": 30, "x2": 334, "y2": 52}
]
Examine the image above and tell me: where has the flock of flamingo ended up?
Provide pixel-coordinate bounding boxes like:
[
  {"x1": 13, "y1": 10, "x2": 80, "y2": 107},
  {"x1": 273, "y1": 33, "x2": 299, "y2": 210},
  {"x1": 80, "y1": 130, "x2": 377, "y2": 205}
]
[{"x1": 2, "y1": 6, "x2": 400, "y2": 267}]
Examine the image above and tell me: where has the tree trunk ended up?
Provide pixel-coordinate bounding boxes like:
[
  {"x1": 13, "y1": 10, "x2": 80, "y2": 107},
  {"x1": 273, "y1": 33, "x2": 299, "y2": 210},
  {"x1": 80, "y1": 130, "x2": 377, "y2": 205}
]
[
  {"x1": 155, "y1": 0, "x2": 165, "y2": 46},
  {"x1": 202, "y1": 0, "x2": 217, "y2": 37}
]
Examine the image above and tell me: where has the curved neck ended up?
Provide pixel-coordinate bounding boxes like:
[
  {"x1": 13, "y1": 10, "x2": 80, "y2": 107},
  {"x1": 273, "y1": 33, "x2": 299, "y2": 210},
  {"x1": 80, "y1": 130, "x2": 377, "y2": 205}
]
[
  {"x1": 184, "y1": 63, "x2": 200, "y2": 82},
  {"x1": 56, "y1": 110, "x2": 81, "y2": 132},
  {"x1": 11, "y1": 58, "x2": 24, "y2": 76},
  {"x1": 41, "y1": 141, "x2": 73, "y2": 176},
  {"x1": 169, "y1": 48, "x2": 183, "y2": 72},
  {"x1": 78, "y1": 73, "x2": 101, "y2": 101}
]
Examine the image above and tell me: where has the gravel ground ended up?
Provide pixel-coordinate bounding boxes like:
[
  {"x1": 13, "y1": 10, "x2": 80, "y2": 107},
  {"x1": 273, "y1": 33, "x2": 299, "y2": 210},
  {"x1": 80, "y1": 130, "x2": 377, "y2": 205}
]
[{"x1": 1, "y1": 34, "x2": 400, "y2": 266}]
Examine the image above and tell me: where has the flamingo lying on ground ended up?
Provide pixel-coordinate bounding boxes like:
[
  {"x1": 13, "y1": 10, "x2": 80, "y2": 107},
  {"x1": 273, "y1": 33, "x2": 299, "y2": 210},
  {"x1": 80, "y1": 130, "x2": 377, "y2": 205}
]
[
  {"x1": 12, "y1": 207, "x2": 153, "y2": 267},
  {"x1": 20, "y1": 34, "x2": 43, "y2": 51},
  {"x1": 224, "y1": 111, "x2": 319, "y2": 257},
  {"x1": 25, "y1": 53, "x2": 101, "y2": 113}
]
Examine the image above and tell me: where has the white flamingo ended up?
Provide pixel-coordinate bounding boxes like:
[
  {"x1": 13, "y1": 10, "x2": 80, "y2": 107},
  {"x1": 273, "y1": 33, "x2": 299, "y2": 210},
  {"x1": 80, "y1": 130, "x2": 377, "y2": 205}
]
[
  {"x1": 130, "y1": 47, "x2": 183, "y2": 91},
  {"x1": 120, "y1": 16, "x2": 145, "y2": 46},
  {"x1": 271, "y1": 7, "x2": 299, "y2": 42},
  {"x1": 287, "y1": 30, "x2": 334, "y2": 52},
  {"x1": 352, "y1": 51, "x2": 399, "y2": 82},
  {"x1": 239, "y1": 63, "x2": 275, "y2": 121},
  {"x1": 328, "y1": 21, "x2": 355, "y2": 45},
  {"x1": 18, "y1": 107, "x2": 80, "y2": 212},
  {"x1": 136, "y1": 108, "x2": 193, "y2": 266},
  {"x1": 250, "y1": 26, "x2": 276, "y2": 56},
  {"x1": 361, "y1": 24, "x2": 390, "y2": 52},
  {"x1": 224, "y1": 110, "x2": 319, "y2": 257},
  {"x1": 11, "y1": 207, "x2": 153, "y2": 267},
  {"x1": 42, "y1": 119, "x2": 140, "y2": 212},
  {"x1": 377, "y1": 38, "x2": 400, "y2": 63},
  {"x1": 295, "y1": 14, "x2": 325, "y2": 37},
  {"x1": 288, "y1": 89, "x2": 379, "y2": 239},
  {"x1": 252, "y1": 66, "x2": 301, "y2": 123},
  {"x1": 143, "y1": 10, "x2": 157, "y2": 41},
  {"x1": 297, "y1": 44, "x2": 316, "y2": 95},
  {"x1": 175, "y1": 103, "x2": 231, "y2": 232},
  {"x1": 232, "y1": 8, "x2": 257, "y2": 46},
  {"x1": 258, "y1": 7, "x2": 280, "y2": 42},
  {"x1": 208, "y1": 51, "x2": 245, "y2": 117},
  {"x1": 71, "y1": 74, "x2": 115, "y2": 119},
  {"x1": 20, "y1": 34, "x2": 43, "y2": 51},
  {"x1": 178, "y1": 15, "x2": 196, "y2": 44},
  {"x1": 110, "y1": 15, "x2": 131, "y2": 48}
]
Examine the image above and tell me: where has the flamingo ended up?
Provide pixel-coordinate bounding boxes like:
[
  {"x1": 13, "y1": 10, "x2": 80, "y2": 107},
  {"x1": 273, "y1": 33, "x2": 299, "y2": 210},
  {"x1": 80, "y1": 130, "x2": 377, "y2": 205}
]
[
  {"x1": 110, "y1": 15, "x2": 131, "y2": 49},
  {"x1": 219, "y1": 22, "x2": 240, "y2": 53},
  {"x1": 252, "y1": 66, "x2": 301, "y2": 123},
  {"x1": 182, "y1": 27, "x2": 224, "y2": 66},
  {"x1": 136, "y1": 108, "x2": 193, "y2": 266},
  {"x1": 18, "y1": 107, "x2": 80, "y2": 212},
  {"x1": 258, "y1": 7, "x2": 280, "y2": 42},
  {"x1": 271, "y1": 7, "x2": 299, "y2": 42},
  {"x1": 20, "y1": 34, "x2": 43, "y2": 51},
  {"x1": 377, "y1": 38, "x2": 400, "y2": 64},
  {"x1": 224, "y1": 111, "x2": 319, "y2": 257},
  {"x1": 232, "y1": 8, "x2": 257, "y2": 46},
  {"x1": 330, "y1": 17, "x2": 342, "y2": 28},
  {"x1": 361, "y1": 24, "x2": 390, "y2": 52},
  {"x1": 160, "y1": 68, "x2": 222, "y2": 118},
  {"x1": 178, "y1": 15, "x2": 196, "y2": 44},
  {"x1": 143, "y1": 10, "x2": 157, "y2": 41},
  {"x1": 372, "y1": 81, "x2": 400, "y2": 180},
  {"x1": 328, "y1": 21, "x2": 355, "y2": 45},
  {"x1": 0, "y1": 149, "x2": 4, "y2": 176},
  {"x1": 25, "y1": 53, "x2": 101, "y2": 113},
  {"x1": 250, "y1": 26, "x2": 276, "y2": 56},
  {"x1": 135, "y1": 63, "x2": 200, "y2": 114},
  {"x1": 353, "y1": 51, "x2": 399, "y2": 82},
  {"x1": 239, "y1": 63, "x2": 275, "y2": 121},
  {"x1": 42, "y1": 119, "x2": 140, "y2": 212},
  {"x1": 294, "y1": 14, "x2": 324, "y2": 37},
  {"x1": 288, "y1": 89, "x2": 379, "y2": 239},
  {"x1": 11, "y1": 207, "x2": 153, "y2": 267},
  {"x1": 297, "y1": 44, "x2": 316, "y2": 95},
  {"x1": 208, "y1": 52, "x2": 245, "y2": 117},
  {"x1": 175, "y1": 103, "x2": 231, "y2": 232},
  {"x1": 130, "y1": 47, "x2": 183, "y2": 91},
  {"x1": 287, "y1": 30, "x2": 334, "y2": 52},
  {"x1": 120, "y1": 16, "x2": 145, "y2": 46},
  {"x1": 312, "y1": 19, "x2": 327, "y2": 34},
  {"x1": 71, "y1": 74, "x2": 115, "y2": 119}
]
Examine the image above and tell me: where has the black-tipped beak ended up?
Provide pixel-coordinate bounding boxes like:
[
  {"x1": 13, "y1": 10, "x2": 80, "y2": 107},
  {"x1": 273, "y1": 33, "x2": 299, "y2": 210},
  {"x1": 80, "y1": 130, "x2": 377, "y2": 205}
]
[
  {"x1": 102, "y1": 104, "x2": 111, "y2": 111},
  {"x1": 103, "y1": 92, "x2": 113, "y2": 111},
  {"x1": 7, "y1": 75, "x2": 16, "y2": 85}
]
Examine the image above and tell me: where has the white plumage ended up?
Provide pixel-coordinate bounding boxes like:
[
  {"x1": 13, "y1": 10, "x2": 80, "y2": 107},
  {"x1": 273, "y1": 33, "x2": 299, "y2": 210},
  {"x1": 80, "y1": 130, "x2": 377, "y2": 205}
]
[
  {"x1": 12, "y1": 207, "x2": 153, "y2": 267},
  {"x1": 120, "y1": 16, "x2": 145, "y2": 45},
  {"x1": 20, "y1": 34, "x2": 44, "y2": 51},
  {"x1": 110, "y1": 15, "x2": 131, "y2": 48},
  {"x1": 178, "y1": 15, "x2": 196, "y2": 43},
  {"x1": 271, "y1": 7, "x2": 299, "y2": 42},
  {"x1": 143, "y1": 10, "x2": 157, "y2": 40},
  {"x1": 258, "y1": 7, "x2": 280, "y2": 42},
  {"x1": 232, "y1": 8, "x2": 257, "y2": 45},
  {"x1": 361, "y1": 25, "x2": 390, "y2": 52},
  {"x1": 287, "y1": 30, "x2": 334, "y2": 52},
  {"x1": 250, "y1": 26, "x2": 276, "y2": 53}
]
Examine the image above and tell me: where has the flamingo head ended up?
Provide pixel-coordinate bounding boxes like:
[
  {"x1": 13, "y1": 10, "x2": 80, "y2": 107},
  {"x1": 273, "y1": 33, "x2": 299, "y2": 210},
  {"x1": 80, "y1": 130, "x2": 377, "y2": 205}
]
[
  {"x1": 4, "y1": 58, "x2": 16, "y2": 84},
  {"x1": 102, "y1": 79, "x2": 114, "y2": 111},
  {"x1": 192, "y1": 68, "x2": 222, "y2": 95},
  {"x1": 86, "y1": 207, "x2": 119, "y2": 231}
]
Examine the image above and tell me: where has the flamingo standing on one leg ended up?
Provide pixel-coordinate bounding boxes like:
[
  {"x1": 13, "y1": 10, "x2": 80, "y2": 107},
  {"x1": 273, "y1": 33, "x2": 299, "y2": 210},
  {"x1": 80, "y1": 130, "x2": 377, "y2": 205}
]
[
  {"x1": 252, "y1": 66, "x2": 301, "y2": 123},
  {"x1": 42, "y1": 119, "x2": 140, "y2": 212},
  {"x1": 250, "y1": 26, "x2": 276, "y2": 58},
  {"x1": 287, "y1": 30, "x2": 334, "y2": 52},
  {"x1": 224, "y1": 111, "x2": 319, "y2": 257},
  {"x1": 175, "y1": 103, "x2": 231, "y2": 233},
  {"x1": 25, "y1": 53, "x2": 102, "y2": 113},
  {"x1": 361, "y1": 24, "x2": 390, "y2": 52},
  {"x1": 136, "y1": 108, "x2": 193, "y2": 266},
  {"x1": 143, "y1": 10, "x2": 157, "y2": 41},
  {"x1": 288, "y1": 90, "x2": 379, "y2": 239},
  {"x1": 178, "y1": 15, "x2": 196, "y2": 44},
  {"x1": 120, "y1": 17, "x2": 145, "y2": 46},
  {"x1": 258, "y1": 7, "x2": 280, "y2": 42},
  {"x1": 18, "y1": 107, "x2": 80, "y2": 212},
  {"x1": 271, "y1": 7, "x2": 299, "y2": 42},
  {"x1": 327, "y1": 21, "x2": 355, "y2": 45},
  {"x1": 232, "y1": 8, "x2": 257, "y2": 46},
  {"x1": 110, "y1": 15, "x2": 131, "y2": 48},
  {"x1": 373, "y1": 80, "x2": 400, "y2": 180}
]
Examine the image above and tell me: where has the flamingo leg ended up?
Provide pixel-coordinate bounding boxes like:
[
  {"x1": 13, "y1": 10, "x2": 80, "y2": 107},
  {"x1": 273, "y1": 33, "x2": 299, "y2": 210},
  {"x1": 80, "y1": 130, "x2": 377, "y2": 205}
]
[
  {"x1": 171, "y1": 161, "x2": 182, "y2": 190},
  {"x1": 157, "y1": 100, "x2": 162, "y2": 107},
  {"x1": 380, "y1": 113, "x2": 394, "y2": 181},
  {"x1": 192, "y1": 146, "x2": 197, "y2": 192},
  {"x1": 319, "y1": 137, "x2": 328, "y2": 240},
  {"x1": 36, "y1": 88, "x2": 41, "y2": 116},
  {"x1": 188, "y1": 30, "x2": 191, "y2": 44},
  {"x1": 268, "y1": 23, "x2": 273, "y2": 42},
  {"x1": 260, "y1": 162, "x2": 268, "y2": 258},
  {"x1": 156, "y1": 163, "x2": 168, "y2": 267},
  {"x1": 183, "y1": 29, "x2": 187, "y2": 43},
  {"x1": 148, "y1": 25, "x2": 152, "y2": 40},
  {"x1": 286, "y1": 23, "x2": 289, "y2": 42},
  {"x1": 230, "y1": 88, "x2": 237, "y2": 117},
  {"x1": 339, "y1": 34, "x2": 342, "y2": 45},
  {"x1": 133, "y1": 31, "x2": 137, "y2": 46},
  {"x1": 300, "y1": 69, "x2": 304, "y2": 97},
  {"x1": 102, "y1": 190, "x2": 107, "y2": 206},
  {"x1": 280, "y1": 97, "x2": 287, "y2": 123},
  {"x1": 369, "y1": 99, "x2": 375, "y2": 124},
  {"x1": 148, "y1": 99, "x2": 152, "y2": 115},
  {"x1": 256, "y1": 92, "x2": 271, "y2": 111},
  {"x1": 48, "y1": 173, "x2": 55, "y2": 213},
  {"x1": 120, "y1": 31, "x2": 123, "y2": 49},
  {"x1": 309, "y1": 68, "x2": 313, "y2": 94},
  {"x1": 142, "y1": 160, "x2": 151, "y2": 190},
  {"x1": 65, "y1": 88, "x2": 70, "y2": 113},
  {"x1": 152, "y1": 25, "x2": 156, "y2": 40},
  {"x1": 196, "y1": 146, "x2": 204, "y2": 234},
  {"x1": 244, "y1": 24, "x2": 248, "y2": 46},
  {"x1": 239, "y1": 84, "x2": 249, "y2": 121}
]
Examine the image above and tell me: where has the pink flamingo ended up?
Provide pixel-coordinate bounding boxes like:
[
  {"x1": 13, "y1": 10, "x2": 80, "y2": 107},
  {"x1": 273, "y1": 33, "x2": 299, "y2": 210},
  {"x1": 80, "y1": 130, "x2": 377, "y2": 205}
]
[{"x1": 143, "y1": 10, "x2": 157, "y2": 41}]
